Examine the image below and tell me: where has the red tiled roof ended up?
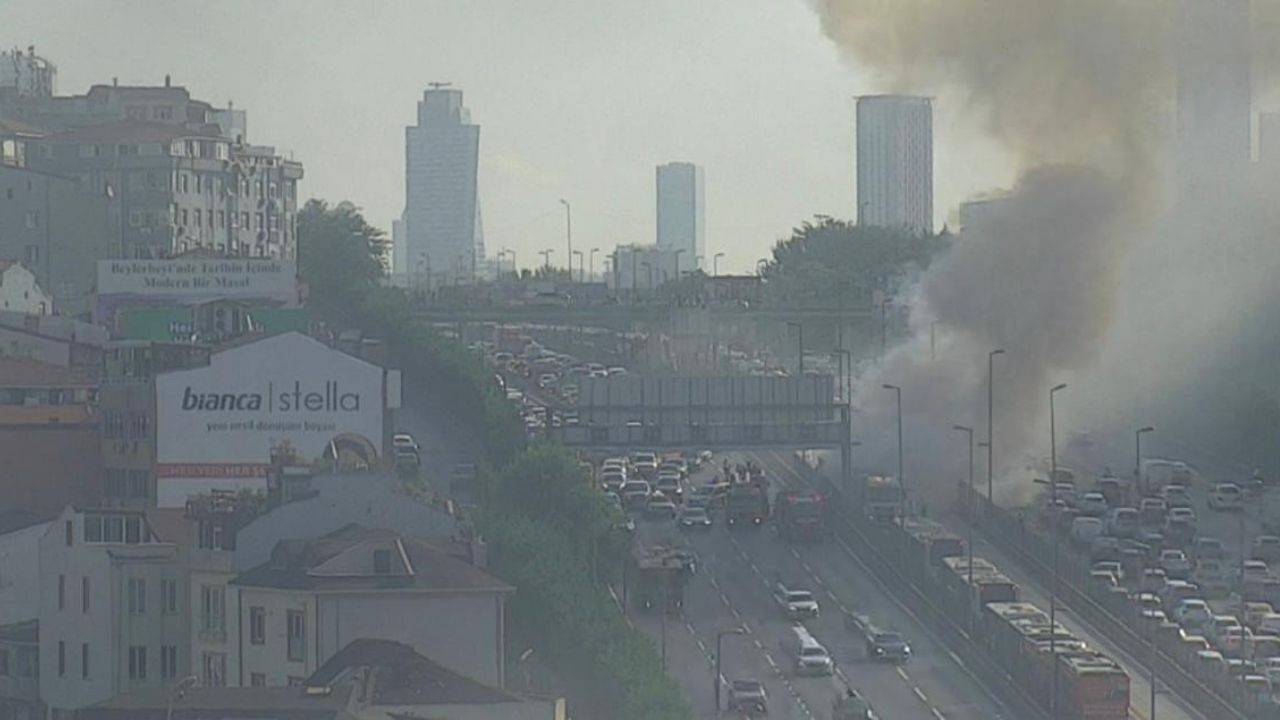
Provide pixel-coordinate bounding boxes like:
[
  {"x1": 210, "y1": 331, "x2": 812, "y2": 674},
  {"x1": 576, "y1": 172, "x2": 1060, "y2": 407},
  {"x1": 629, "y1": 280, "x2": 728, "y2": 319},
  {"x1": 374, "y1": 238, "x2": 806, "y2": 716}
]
[{"x1": 0, "y1": 357, "x2": 97, "y2": 387}]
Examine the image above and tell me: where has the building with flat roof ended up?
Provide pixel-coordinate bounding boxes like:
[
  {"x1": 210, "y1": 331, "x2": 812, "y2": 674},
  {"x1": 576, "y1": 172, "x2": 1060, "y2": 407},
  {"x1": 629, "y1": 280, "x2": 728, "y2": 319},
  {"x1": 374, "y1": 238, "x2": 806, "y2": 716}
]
[
  {"x1": 856, "y1": 95, "x2": 933, "y2": 235},
  {"x1": 404, "y1": 87, "x2": 484, "y2": 284},
  {"x1": 656, "y1": 162, "x2": 705, "y2": 272}
]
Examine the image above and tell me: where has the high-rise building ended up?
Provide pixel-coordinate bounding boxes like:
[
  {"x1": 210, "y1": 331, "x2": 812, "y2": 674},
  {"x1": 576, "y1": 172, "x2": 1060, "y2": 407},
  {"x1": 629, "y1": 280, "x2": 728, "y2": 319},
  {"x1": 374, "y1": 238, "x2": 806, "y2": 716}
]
[
  {"x1": 404, "y1": 87, "x2": 483, "y2": 282},
  {"x1": 856, "y1": 95, "x2": 933, "y2": 235},
  {"x1": 656, "y1": 162, "x2": 705, "y2": 272},
  {"x1": 1176, "y1": 0, "x2": 1252, "y2": 179}
]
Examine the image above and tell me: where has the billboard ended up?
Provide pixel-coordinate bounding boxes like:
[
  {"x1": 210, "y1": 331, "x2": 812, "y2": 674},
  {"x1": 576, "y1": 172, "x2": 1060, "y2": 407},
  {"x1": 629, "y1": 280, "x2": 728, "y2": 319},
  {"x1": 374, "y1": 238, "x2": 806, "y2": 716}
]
[
  {"x1": 154, "y1": 332, "x2": 389, "y2": 507},
  {"x1": 97, "y1": 258, "x2": 298, "y2": 300}
]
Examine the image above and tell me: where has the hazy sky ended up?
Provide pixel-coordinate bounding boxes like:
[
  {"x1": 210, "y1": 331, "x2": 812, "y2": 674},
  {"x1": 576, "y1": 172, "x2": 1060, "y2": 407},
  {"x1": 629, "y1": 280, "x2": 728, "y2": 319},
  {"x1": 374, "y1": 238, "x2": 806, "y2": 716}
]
[{"x1": 6, "y1": 0, "x2": 1013, "y2": 273}]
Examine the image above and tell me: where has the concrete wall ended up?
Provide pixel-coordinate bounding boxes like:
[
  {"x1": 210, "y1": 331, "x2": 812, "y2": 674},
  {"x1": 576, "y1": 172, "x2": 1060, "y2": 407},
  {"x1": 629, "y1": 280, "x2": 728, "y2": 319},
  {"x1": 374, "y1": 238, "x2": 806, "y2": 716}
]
[
  {"x1": 0, "y1": 521, "x2": 50, "y2": 625},
  {"x1": 235, "y1": 588, "x2": 316, "y2": 686}
]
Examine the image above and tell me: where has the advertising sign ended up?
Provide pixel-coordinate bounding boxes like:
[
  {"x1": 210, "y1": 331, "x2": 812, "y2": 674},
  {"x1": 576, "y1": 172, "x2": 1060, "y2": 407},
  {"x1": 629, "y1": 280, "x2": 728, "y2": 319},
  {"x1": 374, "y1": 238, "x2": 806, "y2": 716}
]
[
  {"x1": 96, "y1": 258, "x2": 298, "y2": 302},
  {"x1": 154, "y1": 332, "x2": 386, "y2": 506}
]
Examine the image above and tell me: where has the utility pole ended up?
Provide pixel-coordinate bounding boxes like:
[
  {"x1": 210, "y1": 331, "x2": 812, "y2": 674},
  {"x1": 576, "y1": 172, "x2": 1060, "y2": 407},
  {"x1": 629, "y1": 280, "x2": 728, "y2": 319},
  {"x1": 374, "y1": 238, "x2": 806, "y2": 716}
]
[
  {"x1": 559, "y1": 199, "x2": 572, "y2": 282},
  {"x1": 988, "y1": 349, "x2": 1005, "y2": 511},
  {"x1": 1049, "y1": 382, "x2": 1068, "y2": 719}
]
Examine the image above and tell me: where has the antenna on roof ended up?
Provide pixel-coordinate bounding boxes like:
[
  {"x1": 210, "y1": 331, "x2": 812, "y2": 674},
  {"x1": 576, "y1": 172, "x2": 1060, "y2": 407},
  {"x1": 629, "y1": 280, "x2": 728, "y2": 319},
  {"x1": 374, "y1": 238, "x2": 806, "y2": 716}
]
[{"x1": 427, "y1": 81, "x2": 453, "y2": 90}]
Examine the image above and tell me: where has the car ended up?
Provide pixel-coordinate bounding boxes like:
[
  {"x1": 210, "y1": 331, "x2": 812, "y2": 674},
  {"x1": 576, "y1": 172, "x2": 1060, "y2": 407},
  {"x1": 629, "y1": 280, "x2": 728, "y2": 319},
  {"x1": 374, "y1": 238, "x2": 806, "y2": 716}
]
[
  {"x1": 1209, "y1": 483, "x2": 1244, "y2": 511},
  {"x1": 1106, "y1": 507, "x2": 1140, "y2": 538},
  {"x1": 1092, "y1": 560, "x2": 1124, "y2": 584},
  {"x1": 1164, "y1": 518, "x2": 1196, "y2": 547},
  {"x1": 620, "y1": 480, "x2": 651, "y2": 507},
  {"x1": 1135, "y1": 591, "x2": 1162, "y2": 613},
  {"x1": 1090, "y1": 535, "x2": 1121, "y2": 562},
  {"x1": 645, "y1": 493, "x2": 679, "y2": 519},
  {"x1": 1140, "y1": 567, "x2": 1168, "y2": 593},
  {"x1": 1139, "y1": 497, "x2": 1167, "y2": 525},
  {"x1": 1259, "y1": 614, "x2": 1280, "y2": 637},
  {"x1": 1219, "y1": 626, "x2": 1254, "y2": 658},
  {"x1": 537, "y1": 372, "x2": 558, "y2": 389},
  {"x1": 392, "y1": 432, "x2": 419, "y2": 451},
  {"x1": 1078, "y1": 492, "x2": 1109, "y2": 517},
  {"x1": 1207, "y1": 614, "x2": 1243, "y2": 644},
  {"x1": 1245, "y1": 603, "x2": 1276, "y2": 631},
  {"x1": 654, "y1": 475, "x2": 683, "y2": 501},
  {"x1": 727, "y1": 679, "x2": 768, "y2": 716},
  {"x1": 600, "y1": 468, "x2": 627, "y2": 493},
  {"x1": 1243, "y1": 560, "x2": 1271, "y2": 584},
  {"x1": 630, "y1": 452, "x2": 658, "y2": 478},
  {"x1": 659, "y1": 457, "x2": 689, "y2": 478},
  {"x1": 1053, "y1": 482, "x2": 1078, "y2": 508},
  {"x1": 393, "y1": 446, "x2": 421, "y2": 473},
  {"x1": 1161, "y1": 484, "x2": 1193, "y2": 508},
  {"x1": 1192, "y1": 559, "x2": 1232, "y2": 597},
  {"x1": 1191, "y1": 537, "x2": 1226, "y2": 561},
  {"x1": 776, "y1": 584, "x2": 820, "y2": 619},
  {"x1": 1255, "y1": 536, "x2": 1280, "y2": 563},
  {"x1": 1097, "y1": 475, "x2": 1127, "y2": 506},
  {"x1": 1160, "y1": 579, "x2": 1201, "y2": 609},
  {"x1": 1160, "y1": 549, "x2": 1192, "y2": 579},
  {"x1": 1071, "y1": 517, "x2": 1105, "y2": 546},
  {"x1": 1089, "y1": 568, "x2": 1120, "y2": 591},
  {"x1": 678, "y1": 506, "x2": 712, "y2": 529},
  {"x1": 1168, "y1": 506, "x2": 1197, "y2": 524},
  {"x1": 867, "y1": 630, "x2": 912, "y2": 663},
  {"x1": 1174, "y1": 598, "x2": 1213, "y2": 629}
]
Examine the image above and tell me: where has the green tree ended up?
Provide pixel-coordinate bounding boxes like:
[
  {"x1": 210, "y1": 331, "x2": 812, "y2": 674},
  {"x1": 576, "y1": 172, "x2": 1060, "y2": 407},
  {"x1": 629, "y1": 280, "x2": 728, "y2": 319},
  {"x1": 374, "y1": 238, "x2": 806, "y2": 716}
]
[
  {"x1": 298, "y1": 199, "x2": 389, "y2": 314},
  {"x1": 761, "y1": 216, "x2": 949, "y2": 307}
]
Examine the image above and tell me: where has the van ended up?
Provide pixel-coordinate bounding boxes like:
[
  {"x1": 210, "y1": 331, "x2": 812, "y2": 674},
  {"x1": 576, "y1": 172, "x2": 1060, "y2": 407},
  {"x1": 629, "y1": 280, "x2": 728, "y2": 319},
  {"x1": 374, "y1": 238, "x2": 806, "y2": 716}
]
[
  {"x1": 1106, "y1": 507, "x2": 1139, "y2": 539},
  {"x1": 788, "y1": 624, "x2": 834, "y2": 676}
]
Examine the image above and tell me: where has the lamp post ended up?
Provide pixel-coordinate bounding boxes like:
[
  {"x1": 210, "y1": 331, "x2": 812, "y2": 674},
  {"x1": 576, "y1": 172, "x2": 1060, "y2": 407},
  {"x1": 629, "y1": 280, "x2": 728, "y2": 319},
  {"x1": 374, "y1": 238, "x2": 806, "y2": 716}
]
[
  {"x1": 1049, "y1": 382, "x2": 1068, "y2": 719},
  {"x1": 559, "y1": 199, "x2": 572, "y2": 282},
  {"x1": 572, "y1": 250, "x2": 583, "y2": 283},
  {"x1": 539, "y1": 248, "x2": 553, "y2": 270},
  {"x1": 714, "y1": 627, "x2": 746, "y2": 711},
  {"x1": 883, "y1": 384, "x2": 904, "y2": 530},
  {"x1": 879, "y1": 296, "x2": 891, "y2": 362},
  {"x1": 714, "y1": 252, "x2": 725, "y2": 277},
  {"x1": 834, "y1": 349, "x2": 851, "y2": 403},
  {"x1": 988, "y1": 349, "x2": 1006, "y2": 511},
  {"x1": 589, "y1": 247, "x2": 599, "y2": 282},
  {"x1": 1136, "y1": 426, "x2": 1154, "y2": 496},
  {"x1": 786, "y1": 322, "x2": 804, "y2": 375},
  {"x1": 954, "y1": 424, "x2": 975, "y2": 633}
]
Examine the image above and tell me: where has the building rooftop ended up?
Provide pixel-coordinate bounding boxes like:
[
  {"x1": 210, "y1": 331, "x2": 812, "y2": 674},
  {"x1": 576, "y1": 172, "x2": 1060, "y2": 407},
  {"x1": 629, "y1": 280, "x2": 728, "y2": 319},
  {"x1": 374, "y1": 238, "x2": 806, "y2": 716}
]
[
  {"x1": 42, "y1": 119, "x2": 222, "y2": 144},
  {"x1": 84, "y1": 685, "x2": 353, "y2": 720},
  {"x1": 308, "y1": 638, "x2": 524, "y2": 706},
  {"x1": 0, "y1": 509, "x2": 50, "y2": 535},
  {"x1": 232, "y1": 524, "x2": 511, "y2": 594},
  {"x1": 0, "y1": 357, "x2": 96, "y2": 389}
]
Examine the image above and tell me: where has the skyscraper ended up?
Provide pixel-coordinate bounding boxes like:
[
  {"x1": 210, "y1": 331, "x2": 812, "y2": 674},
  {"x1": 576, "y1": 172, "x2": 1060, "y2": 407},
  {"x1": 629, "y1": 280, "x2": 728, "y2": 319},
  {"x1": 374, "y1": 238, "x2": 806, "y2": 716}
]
[
  {"x1": 404, "y1": 87, "x2": 483, "y2": 281},
  {"x1": 656, "y1": 162, "x2": 705, "y2": 273},
  {"x1": 1176, "y1": 0, "x2": 1252, "y2": 191},
  {"x1": 856, "y1": 95, "x2": 933, "y2": 235}
]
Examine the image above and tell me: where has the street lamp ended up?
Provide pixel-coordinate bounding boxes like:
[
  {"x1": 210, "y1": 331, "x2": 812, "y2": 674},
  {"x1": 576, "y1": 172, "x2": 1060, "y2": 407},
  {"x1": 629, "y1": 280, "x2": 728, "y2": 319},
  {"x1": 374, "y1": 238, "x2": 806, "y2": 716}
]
[
  {"x1": 589, "y1": 247, "x2": 599, "y2": 282},
  {"x1": 834, "y1": 349, "x2": 852, "y2": 403},
  {"x1": 559, "y1": 199, "x2": 572, "y2": 282},
  {"x1": 714, "y1": 252, "x2": 725, "y2": 277},
  {"x1": 1136, "y1": 426, "x2": 1154, "y2": 496},
  {"x1": 883, "y1": 384, "x2": 904, "y2": 530},
  {"x1": 539, "y1": 248, "x2": 554, "y2": 270},
  {"x1": 954, "y1": 424, "x2": 975, "y2": 632},
  {"x1": 714, "y1": 627, "x2": 746, "y2": 711},
  {"x1": 988, "y1": 349, "x2": 1006, "y2": 510},
  {"x1": 786, "y1": 322, "x2": 804, "y2": 375},
  {"x1": 879, "y1": 295, "x2": 892, "y2": 362},
  {"x1": 1049, "y1": 381, "x2": 1067, "y2": 718},
  {"x1": 572, "y1": 249, "x2": 583, "y2": 283}
]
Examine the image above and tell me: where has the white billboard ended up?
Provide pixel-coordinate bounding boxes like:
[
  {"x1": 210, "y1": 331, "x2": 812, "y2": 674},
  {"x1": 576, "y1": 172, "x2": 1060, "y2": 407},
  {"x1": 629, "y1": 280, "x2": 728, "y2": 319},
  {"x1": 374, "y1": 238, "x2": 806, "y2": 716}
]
[
  {"x1": 97, "y1": 258, "x2": 298, "y2": 302},
  {"x1": 154, "y1": 332, "x2": 388, "y2": 507}
]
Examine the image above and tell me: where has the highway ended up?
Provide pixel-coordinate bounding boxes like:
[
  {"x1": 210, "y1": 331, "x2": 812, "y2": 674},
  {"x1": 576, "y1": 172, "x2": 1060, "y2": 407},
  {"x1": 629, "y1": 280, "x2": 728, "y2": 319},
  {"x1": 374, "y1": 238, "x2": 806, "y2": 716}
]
[{"x1": 621, "y1": 449, "x2": 1015, "y2": 719}]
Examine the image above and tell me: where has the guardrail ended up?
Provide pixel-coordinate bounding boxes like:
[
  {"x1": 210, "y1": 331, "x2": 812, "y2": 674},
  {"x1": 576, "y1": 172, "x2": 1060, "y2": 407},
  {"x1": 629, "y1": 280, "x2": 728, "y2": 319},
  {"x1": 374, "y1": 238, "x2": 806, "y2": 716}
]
[
  {"x1": 776, "y1": 459, "x2": 1049, "y2": 719},
  {"x1": 960, "y1": 483, "x2": 1247, "y2": 720}
]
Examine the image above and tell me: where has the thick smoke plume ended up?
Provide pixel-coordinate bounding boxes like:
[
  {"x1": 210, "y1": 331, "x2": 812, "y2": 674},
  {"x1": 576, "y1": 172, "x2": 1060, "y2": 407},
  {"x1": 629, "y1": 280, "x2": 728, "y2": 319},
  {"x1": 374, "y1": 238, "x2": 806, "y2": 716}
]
[{"x1": 820, "y1": 0, "x2": 1280, "y2": 502}]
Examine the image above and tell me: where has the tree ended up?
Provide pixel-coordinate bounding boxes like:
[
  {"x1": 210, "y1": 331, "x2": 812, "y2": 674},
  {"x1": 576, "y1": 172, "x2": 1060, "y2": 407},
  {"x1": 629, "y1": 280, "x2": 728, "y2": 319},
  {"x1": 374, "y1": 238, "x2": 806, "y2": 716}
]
[
  {"x1": 760, "y1": 217, "x2": 949, "y2": 307},
  {"x1": 298, "y1": 199, "x2": 389, "y2": 312}
]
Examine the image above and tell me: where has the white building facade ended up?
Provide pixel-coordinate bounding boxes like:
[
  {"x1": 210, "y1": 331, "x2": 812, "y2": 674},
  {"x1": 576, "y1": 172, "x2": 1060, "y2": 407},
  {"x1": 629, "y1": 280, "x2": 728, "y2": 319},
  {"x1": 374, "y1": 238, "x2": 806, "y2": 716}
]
[
  {"x1": 404, "y1": 88, "x2": 484, "y2": 284},
  {"x1": 656, "y1": 162, "x2": 705, "y2": 272},
  {"x1": 856, "y1": 95, "x2": 933, "y2": 235},
  {"x1": 0, "y1": 261, "x2": 52, "y2": 315}
]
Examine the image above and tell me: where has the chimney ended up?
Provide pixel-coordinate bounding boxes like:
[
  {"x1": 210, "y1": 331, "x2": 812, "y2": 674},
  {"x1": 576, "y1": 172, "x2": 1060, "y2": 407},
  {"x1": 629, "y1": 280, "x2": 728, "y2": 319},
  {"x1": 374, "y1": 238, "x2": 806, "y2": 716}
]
[{"x1": 164, "y1": 74, "x2": 171, "y2": 88}]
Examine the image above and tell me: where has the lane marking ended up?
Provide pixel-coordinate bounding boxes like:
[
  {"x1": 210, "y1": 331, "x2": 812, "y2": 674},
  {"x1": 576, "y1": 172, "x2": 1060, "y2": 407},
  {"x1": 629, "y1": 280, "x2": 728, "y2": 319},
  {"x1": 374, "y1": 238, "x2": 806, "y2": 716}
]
[{"x1": 914, "y1": 687, "x2": 929, "y2": 703}]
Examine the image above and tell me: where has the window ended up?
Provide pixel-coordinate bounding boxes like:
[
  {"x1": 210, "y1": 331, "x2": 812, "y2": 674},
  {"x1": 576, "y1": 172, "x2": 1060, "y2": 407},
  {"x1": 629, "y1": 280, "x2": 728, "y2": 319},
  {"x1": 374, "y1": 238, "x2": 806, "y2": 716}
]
[
  {"x1": 58, "y1": 575, "x2": 65, "y2": 610},
  {"x1": 128, "y1": 578, "x2": 145, "y2": 614},
  {"x1": 24, "y1": 245, "x2": 38, "y2": 266},
  {"x1": 201, "y1": 585, "x2": 225, "y2": 632},
  {"x1": 57, "y1": 641, "x2": 65, "y2": 677},
  {"x1": 197, "y1": 520, "x2": 225, "y2": 550},
  {"x1": 24, "y1": 211, "x2": 37, "y2": 229},
  {"x1": 129, "y1": 209, "x2": 144, "y2": 227},
  {"x1": 201, "y1": 652, "x2": 225, "y2": 688},
  {"x1": 180, "y1": 208, "x2": 188, "y2": 226},
  {"x1": 255, "y1": 212, "x2": 264, "y2": 230},
  {"x1": 84, "y1": 515, "x2": 103, "y2": 543},
  {"x1": 105, "y1": 515, "x2": 124, "y2": 542},
  {"x1": 250, "y1": 672, "x2": 266, "y2": 687},
  {"x1": 81, "y1": 643, "x2": 89, "y2": 679},
  {"x1": 194, "y1": 208, "x2": 202, "y2": 227},
  {"x1": 153, "y1": 105, "x2": 172, "y2": 121},
  {"x1": 287, "y1": 609, "x2": 305, "y2": 662},
  {"x1": 128, "y1": 471, "x2": 148, "y2": 499},
  {"x1": 125, "y1": 516, "x2": 141, "y2": 544},
  {"x1": 161, "y1": 645, "x2": 177, "y2": 680},
  {"x1": 128, "y1": 646, "x2": 146, "y2": 680},
  {"x1": 161, "y1": 579, "x2": 178, "y2": 614},
  {"x1": 82, "y1": 577, "x2": 90, "y2": 614},
  {"x1": 287, "y1": 675, "x2": 305, "y2": 686},
  {"x1": 217, "y1": 210, "x2": 225, "y2": 228},
  {"x1": 240, "y1": 211, "x2": 249, "y2": 228},
  {"x1": 64, "y1": 521, "x2": 73, "y2": 546},
  {"x1": 249, "y1": 606, "x2": 265, "y2": 644}
]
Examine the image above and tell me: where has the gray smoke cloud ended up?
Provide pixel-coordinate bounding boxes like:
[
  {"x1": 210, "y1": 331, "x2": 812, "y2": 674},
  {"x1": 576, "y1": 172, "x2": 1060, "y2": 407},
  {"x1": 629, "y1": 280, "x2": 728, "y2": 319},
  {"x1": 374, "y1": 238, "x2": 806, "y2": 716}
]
[{"x1": 821, "y1": 0, "x2": 1280, "y2": 502}]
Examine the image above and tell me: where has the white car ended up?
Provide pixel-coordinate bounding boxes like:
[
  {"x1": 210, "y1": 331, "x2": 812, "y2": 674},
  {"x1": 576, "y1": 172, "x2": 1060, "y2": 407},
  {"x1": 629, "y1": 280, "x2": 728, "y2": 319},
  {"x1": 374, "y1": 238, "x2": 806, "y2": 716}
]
[
  {"x1": 392, "y1": 433, "x2": 419, "y2": 451},
  {"x1": 1160, "y1": 549, "x2": 1192, "y2": 579},
  {"x1": 1071, "y1": 517, "x2": 1105, "y2": 546},
  {"x1": 678, "y1": 506, "x2": 712, "y2": 529},
  {"x1": 1208, "y1": 483, "x2": 1244, "y2": 511},
  {"x1": 1207, "y1": 614, "x2": 1242, "y2": 644},
  {"x1": 1078, "y1": 492, "x2": 1108, "y2": 517},
  {"x1": 1174, "y1": 598, "x2": 1213, "y2": 629},
  {"x1": 1242, "y1": 560, "x2": 1271, "y2": 584}
]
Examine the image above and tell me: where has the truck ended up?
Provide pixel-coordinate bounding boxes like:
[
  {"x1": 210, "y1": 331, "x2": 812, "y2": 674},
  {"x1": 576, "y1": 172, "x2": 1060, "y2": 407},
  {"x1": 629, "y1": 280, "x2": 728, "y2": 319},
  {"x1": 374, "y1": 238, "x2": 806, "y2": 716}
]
[
  {"x1": 863, "y1": 475, "x2": 901, "y2": 523},
  {"x1": 726, "y1": 481, "x2": 770, "y2": 527},
  {"x1": 774, "y1": 489, "x2": 824, "y2": 541},
  {"x1": 628, "y1": 542, "x2": 690, "y2": 616},
  {"x1": 775, "y1": 581, "x2": 820, "y2": 620}
]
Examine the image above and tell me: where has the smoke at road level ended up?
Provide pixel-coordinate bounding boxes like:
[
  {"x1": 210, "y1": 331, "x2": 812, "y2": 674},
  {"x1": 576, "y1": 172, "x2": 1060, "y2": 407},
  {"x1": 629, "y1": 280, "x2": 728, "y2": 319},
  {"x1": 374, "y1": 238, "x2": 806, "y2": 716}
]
[{"x1": 819, "y1": 0, "x2": 1280, "y2": 500}]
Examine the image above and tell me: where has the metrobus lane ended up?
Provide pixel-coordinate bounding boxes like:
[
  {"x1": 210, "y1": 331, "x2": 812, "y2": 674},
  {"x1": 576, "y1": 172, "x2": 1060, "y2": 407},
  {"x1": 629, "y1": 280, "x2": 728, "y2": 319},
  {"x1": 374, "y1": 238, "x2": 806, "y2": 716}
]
[
  {"x1": 742, "y1": 449, "x2": 1016, "y2": 720},
  {"x1": 695, "y1": 498, "x2": 947, "y2": 720}
]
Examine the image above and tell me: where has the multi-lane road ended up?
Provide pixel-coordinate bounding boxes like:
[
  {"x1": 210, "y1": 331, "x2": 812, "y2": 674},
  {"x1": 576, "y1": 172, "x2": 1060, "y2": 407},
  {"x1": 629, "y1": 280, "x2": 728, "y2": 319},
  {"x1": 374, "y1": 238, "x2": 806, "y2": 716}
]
[{"x1": 623, "y1": 449, "x2": 1014, "y2": 720}]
